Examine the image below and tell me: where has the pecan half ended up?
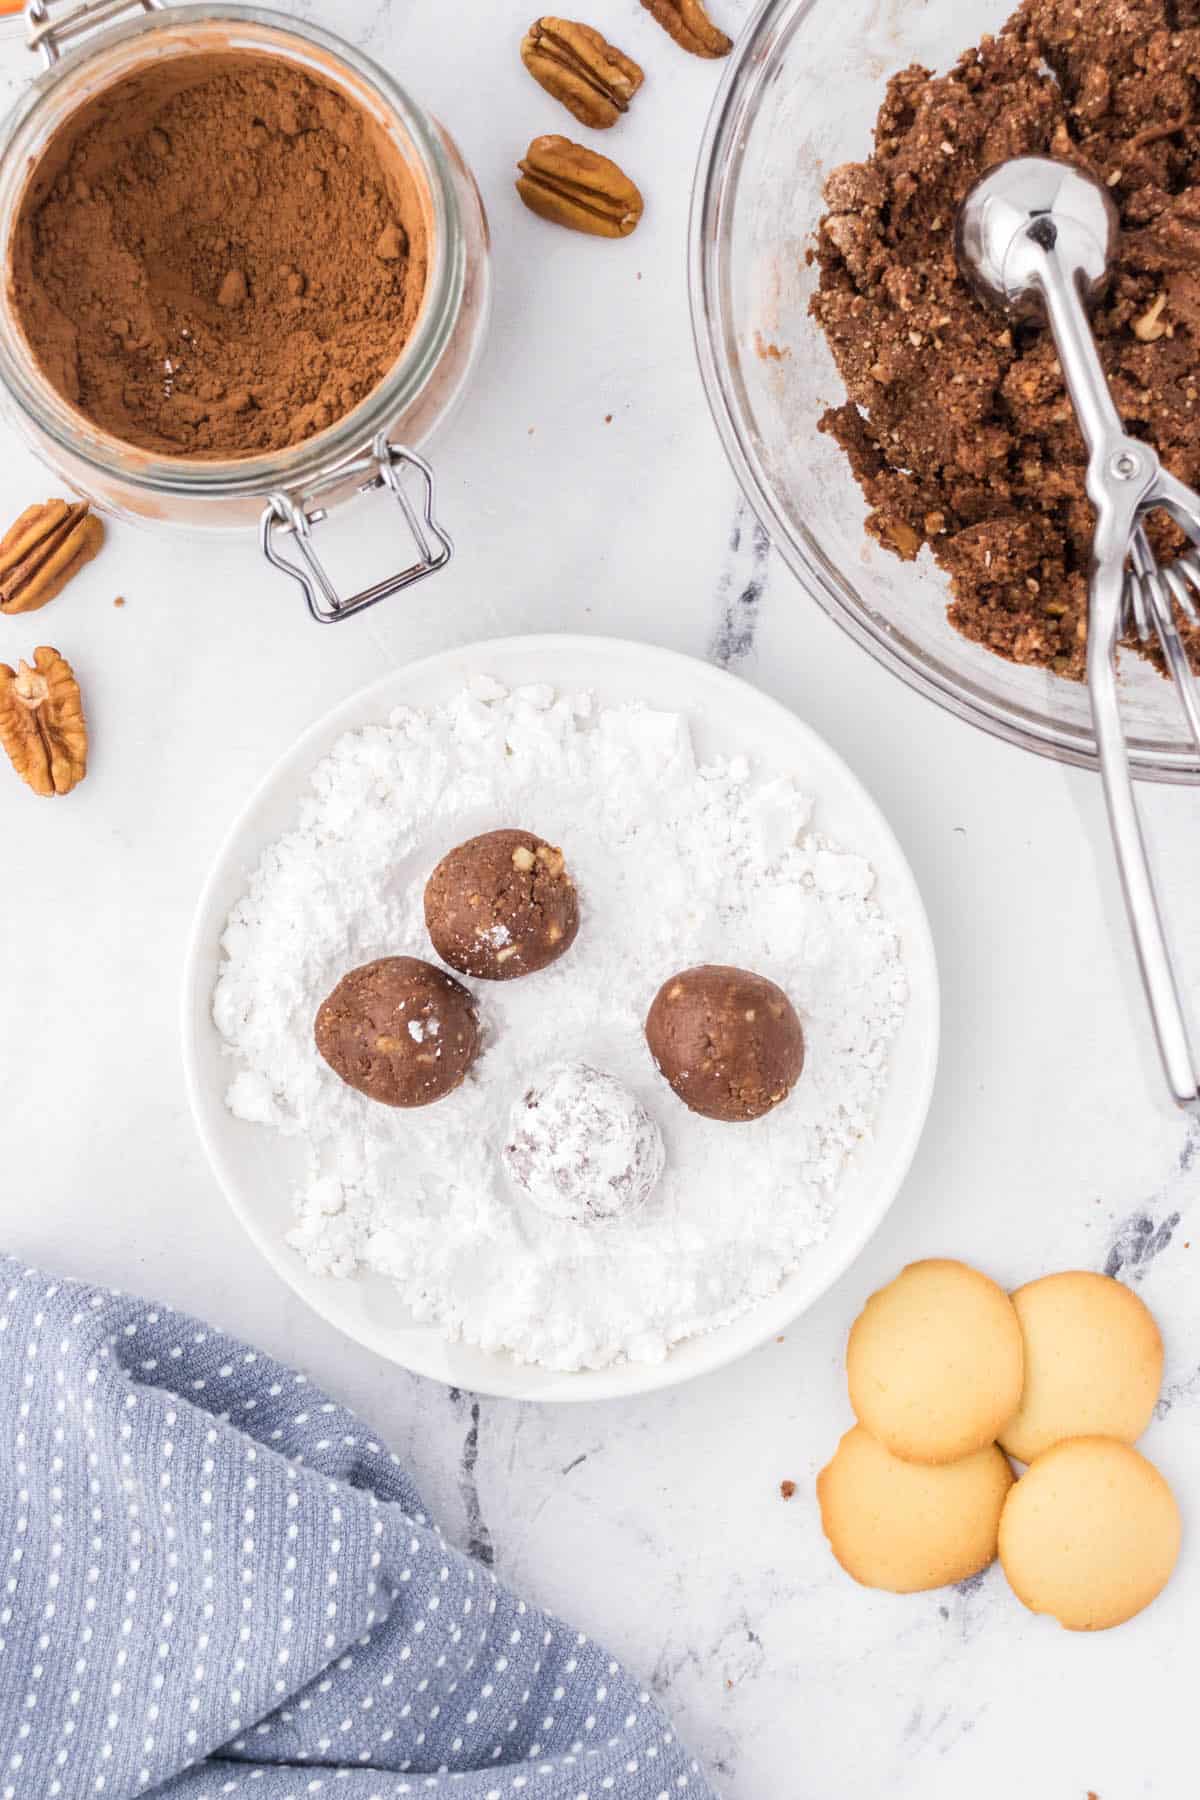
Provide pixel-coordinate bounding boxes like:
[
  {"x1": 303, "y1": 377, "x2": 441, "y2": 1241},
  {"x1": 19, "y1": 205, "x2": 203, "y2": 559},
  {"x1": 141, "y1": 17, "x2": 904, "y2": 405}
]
[
  {"x1": 0, "y1": 499, "x2": 105, "y2": 615},
  {"x1": 0, "y1": 647, "x2": 88, "y2": 797},
  {"x1": 517, "y1": 135, "x2": 643, "y2": 237},
  {"x1": 640, "y1": 0, "x2": 732, "y2": 57},
  {"x1": 521, "y1": 18, "x2": 644, "y2": 129}
]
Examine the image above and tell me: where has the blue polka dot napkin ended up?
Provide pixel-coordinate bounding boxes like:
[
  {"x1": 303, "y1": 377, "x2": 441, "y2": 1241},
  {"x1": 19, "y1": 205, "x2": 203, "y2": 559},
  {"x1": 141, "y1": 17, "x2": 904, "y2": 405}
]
[{"x1": 0, "y1": 1259, "x2": 716, "y2": 1800}]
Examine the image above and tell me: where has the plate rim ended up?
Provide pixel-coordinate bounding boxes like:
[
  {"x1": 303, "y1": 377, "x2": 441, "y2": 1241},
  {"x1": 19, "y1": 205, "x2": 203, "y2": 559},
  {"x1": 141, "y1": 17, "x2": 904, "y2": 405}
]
[{"x1": 181, "y1": 633, "x2": 940, "y2": 1402}]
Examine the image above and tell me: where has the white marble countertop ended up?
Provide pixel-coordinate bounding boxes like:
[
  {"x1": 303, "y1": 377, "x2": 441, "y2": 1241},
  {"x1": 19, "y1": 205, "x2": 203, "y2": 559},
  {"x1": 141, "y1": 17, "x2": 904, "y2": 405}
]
[{"x1": 1, "y1": 1, "x2": 1197, "y2": 1794}]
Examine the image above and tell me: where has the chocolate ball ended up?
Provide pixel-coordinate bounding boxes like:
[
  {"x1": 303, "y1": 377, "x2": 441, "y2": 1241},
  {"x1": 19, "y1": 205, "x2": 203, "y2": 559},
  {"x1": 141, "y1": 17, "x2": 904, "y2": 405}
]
[
  {"x1": 314, "y1": 956, "x2": 478, "y2": 1107},
  {"x1": 424, "y1": 828, "x2": 579, "y2": 981},
  {"x1": 645, "y1": 964, "x2": 805, "y2": 1122},
  {"x1": 502, "y1": 1060, "x2": 665, "y2": 1224}
]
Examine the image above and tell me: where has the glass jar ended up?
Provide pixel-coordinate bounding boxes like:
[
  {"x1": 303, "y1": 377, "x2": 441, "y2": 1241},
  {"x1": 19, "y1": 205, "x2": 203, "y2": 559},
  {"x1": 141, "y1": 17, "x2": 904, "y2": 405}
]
[{"x1": 0, "y1": 0, "x2": 491, "y2": 619}]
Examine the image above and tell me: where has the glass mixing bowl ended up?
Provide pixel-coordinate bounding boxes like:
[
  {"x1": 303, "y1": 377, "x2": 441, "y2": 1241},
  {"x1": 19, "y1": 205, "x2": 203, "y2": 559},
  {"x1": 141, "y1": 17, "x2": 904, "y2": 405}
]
[{"x1": 689, "y1": 0, "x2": 1200, "y2": 783}]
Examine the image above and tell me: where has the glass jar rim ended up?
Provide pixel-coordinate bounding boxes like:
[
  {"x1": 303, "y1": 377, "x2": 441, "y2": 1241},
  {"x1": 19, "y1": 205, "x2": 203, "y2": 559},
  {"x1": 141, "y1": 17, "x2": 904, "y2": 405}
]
[{"x1": 0, "y1": 1, "x2": 466, "y2": 498}]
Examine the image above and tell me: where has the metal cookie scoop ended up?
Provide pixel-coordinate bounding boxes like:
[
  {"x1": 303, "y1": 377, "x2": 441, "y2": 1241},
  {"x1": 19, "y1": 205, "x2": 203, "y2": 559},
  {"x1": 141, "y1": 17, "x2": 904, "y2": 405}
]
[{"x1": 957, "y1": 156, "x2": 1200, "y2": 1113}]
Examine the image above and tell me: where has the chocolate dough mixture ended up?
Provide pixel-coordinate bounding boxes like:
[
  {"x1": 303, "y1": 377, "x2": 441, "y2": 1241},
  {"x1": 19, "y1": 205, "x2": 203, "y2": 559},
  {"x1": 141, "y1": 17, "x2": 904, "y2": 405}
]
[
  {"x1": 11, "y1": 54, "x2": 427, "y2": 458},
  {"x1": 813, "y1": 0, "x2": 1200, "y2": 678}
]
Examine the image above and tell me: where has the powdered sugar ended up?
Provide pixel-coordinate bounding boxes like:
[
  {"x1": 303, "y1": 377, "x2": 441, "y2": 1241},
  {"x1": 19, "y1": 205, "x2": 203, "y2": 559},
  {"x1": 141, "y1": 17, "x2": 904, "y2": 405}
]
[
  {"x1": 503, "y1": 1060, "x2": 666, "y2": 1224},
  {"x1": 212, "y1": 679, "x2": 908, "y2": 1371}
]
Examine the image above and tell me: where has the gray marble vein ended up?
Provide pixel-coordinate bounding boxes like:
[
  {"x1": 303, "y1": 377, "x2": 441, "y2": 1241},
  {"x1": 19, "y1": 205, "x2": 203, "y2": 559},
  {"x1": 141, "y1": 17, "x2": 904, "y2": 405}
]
[
  {"x1": 450, "y1": 1386, "x2": 495, "y2": 1568},
  {"x1": 1104, "y1": 1117, "x2": 1198, "y2": 1281},
  {"x1": 707, "y1": 498, "x2": 772, "y2": 669}
]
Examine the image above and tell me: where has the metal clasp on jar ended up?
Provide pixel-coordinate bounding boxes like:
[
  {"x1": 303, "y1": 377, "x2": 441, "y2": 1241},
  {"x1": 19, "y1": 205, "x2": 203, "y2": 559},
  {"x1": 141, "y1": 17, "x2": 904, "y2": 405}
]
[
  {"x1": 261, "y1": 432, "x2": 453, "y2": 624},
  {"x1": 25, "y1": 0, "x2": 165, "y2": 66}
]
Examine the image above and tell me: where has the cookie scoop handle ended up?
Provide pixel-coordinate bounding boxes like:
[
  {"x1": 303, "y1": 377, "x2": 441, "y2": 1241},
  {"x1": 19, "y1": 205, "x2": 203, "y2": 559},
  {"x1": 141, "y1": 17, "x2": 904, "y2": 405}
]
[
  {"x1": 958, "y1": 157, "x2": 1200, "y2": 1113},
  {"x1": 1028, "y1": 235, "x2": 1200, "y2": 1113},
  {"x1": 1089, "y1": 533, "x2": 1200, "y2": 1113}
]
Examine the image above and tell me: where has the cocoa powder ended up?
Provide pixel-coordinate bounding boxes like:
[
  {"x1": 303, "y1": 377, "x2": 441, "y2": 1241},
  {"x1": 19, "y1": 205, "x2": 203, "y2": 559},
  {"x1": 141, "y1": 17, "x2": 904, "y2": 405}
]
[{"x1": 10, "y1": 53, "x2": 429, "y2": 459}]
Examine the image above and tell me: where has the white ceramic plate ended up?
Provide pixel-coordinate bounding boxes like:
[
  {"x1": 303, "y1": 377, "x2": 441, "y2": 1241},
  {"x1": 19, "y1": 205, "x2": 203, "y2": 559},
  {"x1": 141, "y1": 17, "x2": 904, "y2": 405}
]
[{"x1": 183, "y1": 635, "x2": 939, "y2": 1402}]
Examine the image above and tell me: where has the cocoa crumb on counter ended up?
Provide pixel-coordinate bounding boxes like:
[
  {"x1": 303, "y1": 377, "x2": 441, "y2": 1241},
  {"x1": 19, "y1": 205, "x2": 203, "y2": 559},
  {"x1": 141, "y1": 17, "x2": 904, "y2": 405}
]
[
  {"x1": 811, "y1": 0, "x2": 1200, "y2": 679},
  {"x1": 780, "y1": 1479, "x2": 797, "y2": 1500}
]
